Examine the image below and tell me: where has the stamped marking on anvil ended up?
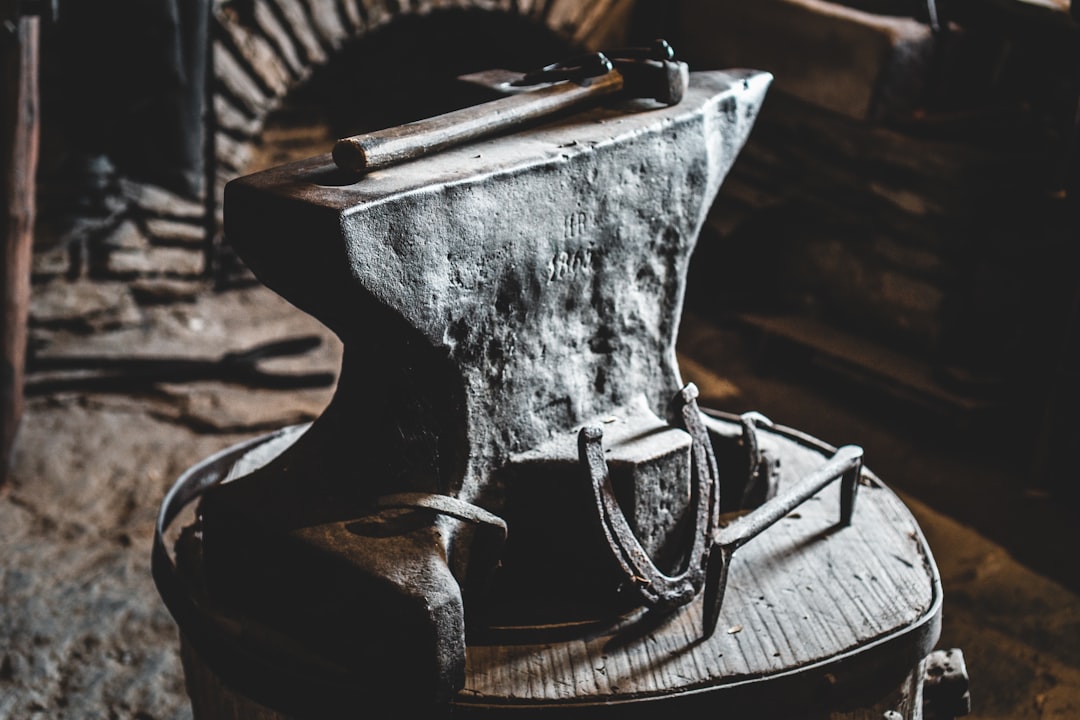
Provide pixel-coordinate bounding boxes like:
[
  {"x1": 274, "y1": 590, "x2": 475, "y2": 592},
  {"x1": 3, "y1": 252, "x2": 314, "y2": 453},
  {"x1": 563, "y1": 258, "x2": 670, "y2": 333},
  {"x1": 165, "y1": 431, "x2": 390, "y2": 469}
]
[
  {"x1": 547, "y1": 244, "x2": 595, "y2": 283},
  {"x1": 564, "y1": 210, "x2": 589, "y2": 239},
  {"x1": 545, "y1": 211, "x2": 596, "y2": 282}
]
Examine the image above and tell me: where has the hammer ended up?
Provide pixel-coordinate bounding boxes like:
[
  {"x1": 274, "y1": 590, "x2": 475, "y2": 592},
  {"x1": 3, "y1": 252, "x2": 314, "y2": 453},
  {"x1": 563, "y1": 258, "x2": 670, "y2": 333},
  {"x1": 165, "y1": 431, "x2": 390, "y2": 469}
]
[{"x1": 332, "y1": 40, "x2": 690, "y2": 174}]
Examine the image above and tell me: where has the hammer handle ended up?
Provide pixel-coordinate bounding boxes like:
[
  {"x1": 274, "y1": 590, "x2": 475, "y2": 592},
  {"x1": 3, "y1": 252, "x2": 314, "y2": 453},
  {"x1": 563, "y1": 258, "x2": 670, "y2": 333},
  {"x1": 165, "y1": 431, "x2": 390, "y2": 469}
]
[{"x1": 332, "y1": 71, "x2": 624, "y2": 173}]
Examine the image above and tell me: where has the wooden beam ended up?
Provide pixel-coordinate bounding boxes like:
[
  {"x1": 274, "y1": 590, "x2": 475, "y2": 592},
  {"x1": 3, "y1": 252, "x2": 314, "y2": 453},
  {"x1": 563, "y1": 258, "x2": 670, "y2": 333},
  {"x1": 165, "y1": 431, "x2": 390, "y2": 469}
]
[{"x1": 1, "y1": 16, "x2": 40, "y2": 484}]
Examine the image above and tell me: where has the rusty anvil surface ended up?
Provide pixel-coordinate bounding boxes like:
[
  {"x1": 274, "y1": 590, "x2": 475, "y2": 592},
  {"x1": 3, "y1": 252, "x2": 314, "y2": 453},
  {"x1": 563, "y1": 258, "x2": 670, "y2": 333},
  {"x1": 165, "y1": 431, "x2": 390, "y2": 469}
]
[{"x1": 195, "y1": 70, "x2": 772, "y2": 708}]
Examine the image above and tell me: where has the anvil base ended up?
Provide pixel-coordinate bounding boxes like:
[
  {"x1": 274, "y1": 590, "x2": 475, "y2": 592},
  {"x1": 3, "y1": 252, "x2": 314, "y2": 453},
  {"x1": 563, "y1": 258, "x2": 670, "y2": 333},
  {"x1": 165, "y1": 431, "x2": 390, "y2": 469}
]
[{"x1": 157, "y1": 409, "x2": 941, "y2": 719}]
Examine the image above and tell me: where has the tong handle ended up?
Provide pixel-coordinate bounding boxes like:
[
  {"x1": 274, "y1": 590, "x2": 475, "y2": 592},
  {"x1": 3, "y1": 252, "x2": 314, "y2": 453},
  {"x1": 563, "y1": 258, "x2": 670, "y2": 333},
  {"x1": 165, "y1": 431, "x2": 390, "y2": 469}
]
[
  {"x1": 702, "y1": 444, "x2": 864, "y2": 637},
  {"x1": 716, "y1": 444, "x2": 864, "y2": 551}
]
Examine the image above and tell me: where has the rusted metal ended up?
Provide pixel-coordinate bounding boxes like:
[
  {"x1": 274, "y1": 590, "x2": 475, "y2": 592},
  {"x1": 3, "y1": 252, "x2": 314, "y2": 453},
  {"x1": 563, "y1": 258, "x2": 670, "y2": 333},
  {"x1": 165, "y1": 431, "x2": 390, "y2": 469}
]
[
  {"x1": 581, "y1": 385, "x2": 863, "y2": 638},
  {"x1": 514, "y1": 40, "x2": 688, "y2": 105},
  {"x1": 923, "y1": 648, "x2": 971, "y2": 719},
  {"x1": 703, "y1": 442, "x2": 864, "y2": 636},
  {"x1": 510, "y1": 50, "x2": 615, "y2": 86},
  {"x1": 578, "y1": 383, "x2": 718, "y2": 613},
  {"x1": 739, "y1": 410, "x2": 780, "y2": 509}
]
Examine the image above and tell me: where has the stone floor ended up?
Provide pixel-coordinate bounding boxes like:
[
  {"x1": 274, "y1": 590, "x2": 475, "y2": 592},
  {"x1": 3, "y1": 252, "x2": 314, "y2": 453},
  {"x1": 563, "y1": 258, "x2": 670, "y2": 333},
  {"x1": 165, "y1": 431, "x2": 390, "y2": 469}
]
[{"x1": 1, "y1": 280, "x2": 1078, "y2": 719}]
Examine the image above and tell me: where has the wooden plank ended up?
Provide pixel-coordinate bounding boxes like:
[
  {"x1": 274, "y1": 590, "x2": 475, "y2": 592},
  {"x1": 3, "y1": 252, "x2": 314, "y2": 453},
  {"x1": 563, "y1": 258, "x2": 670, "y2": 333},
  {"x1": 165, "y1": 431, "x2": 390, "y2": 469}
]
[
  {"x1": 674, "y1": 0, "x2": 935, "y2": 122},
  {"x1": 1, "y1": 16, "x2": 39, "y2": 484}
]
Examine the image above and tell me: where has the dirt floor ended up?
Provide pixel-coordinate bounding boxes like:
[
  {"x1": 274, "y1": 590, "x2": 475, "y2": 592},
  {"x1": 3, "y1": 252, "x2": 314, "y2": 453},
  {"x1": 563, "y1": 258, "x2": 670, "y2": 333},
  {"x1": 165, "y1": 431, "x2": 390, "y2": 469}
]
[{"x1": 1, "y1": 280, "x2": 1078, "y2": 719}]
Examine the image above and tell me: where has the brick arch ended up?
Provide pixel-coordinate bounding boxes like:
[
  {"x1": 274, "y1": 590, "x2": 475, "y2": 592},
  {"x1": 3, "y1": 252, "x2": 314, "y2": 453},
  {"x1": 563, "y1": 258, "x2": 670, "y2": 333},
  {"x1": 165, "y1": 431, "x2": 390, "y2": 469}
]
[{"x1": 209, "y1": 0, "x2": 638, "y2": 208}]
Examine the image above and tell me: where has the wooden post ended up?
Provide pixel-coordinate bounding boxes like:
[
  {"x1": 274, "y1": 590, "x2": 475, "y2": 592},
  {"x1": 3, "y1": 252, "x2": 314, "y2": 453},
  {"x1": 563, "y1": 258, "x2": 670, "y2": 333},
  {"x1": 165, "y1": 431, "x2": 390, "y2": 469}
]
[{"x1": 1, "y1": 15, "x2": 40, "y2": 485}]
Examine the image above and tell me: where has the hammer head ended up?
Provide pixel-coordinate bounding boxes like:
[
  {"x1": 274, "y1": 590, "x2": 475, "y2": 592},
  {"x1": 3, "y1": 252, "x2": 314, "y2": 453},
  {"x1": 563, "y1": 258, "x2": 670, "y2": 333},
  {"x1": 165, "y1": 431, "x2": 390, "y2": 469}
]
[{"x1": 614, "y1": 58, "x2": 691, "y2": 105}]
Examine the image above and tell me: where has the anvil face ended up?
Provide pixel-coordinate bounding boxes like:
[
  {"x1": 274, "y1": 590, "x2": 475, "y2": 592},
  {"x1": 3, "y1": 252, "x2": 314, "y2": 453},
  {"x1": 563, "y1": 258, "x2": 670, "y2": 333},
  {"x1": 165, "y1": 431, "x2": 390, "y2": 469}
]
[{"x1": 223, "y1": 70, "x2": 771, "y2": 506}]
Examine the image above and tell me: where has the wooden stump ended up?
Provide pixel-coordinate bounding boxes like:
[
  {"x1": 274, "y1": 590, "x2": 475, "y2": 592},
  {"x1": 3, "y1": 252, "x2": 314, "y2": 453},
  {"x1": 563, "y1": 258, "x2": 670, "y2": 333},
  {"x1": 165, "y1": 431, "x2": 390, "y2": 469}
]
[{"x1": 160, "y1": 413, "x2": 942, "y2": 719}]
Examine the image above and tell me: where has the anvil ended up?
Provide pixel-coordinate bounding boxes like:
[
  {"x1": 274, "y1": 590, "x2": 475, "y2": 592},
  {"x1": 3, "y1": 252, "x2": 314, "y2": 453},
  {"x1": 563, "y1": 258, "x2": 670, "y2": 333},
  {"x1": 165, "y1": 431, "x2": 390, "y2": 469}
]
[{"x1": 195, "y1": 70, "x2": 773, "y2": 710}]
